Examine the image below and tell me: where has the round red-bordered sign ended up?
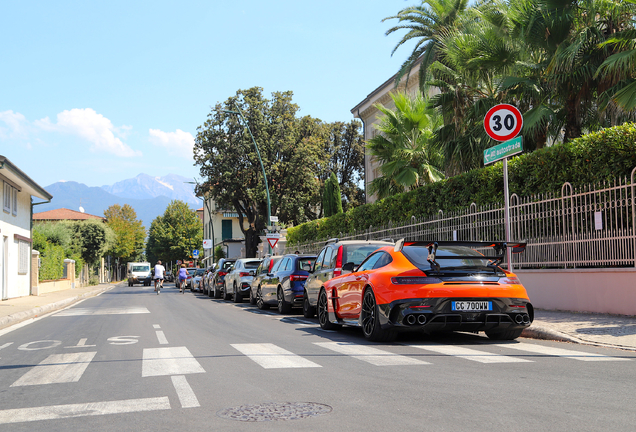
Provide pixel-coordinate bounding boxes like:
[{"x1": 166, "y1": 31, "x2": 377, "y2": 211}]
[{"x1": 484, "y1": 104, "x2": 523, "y2": 141}]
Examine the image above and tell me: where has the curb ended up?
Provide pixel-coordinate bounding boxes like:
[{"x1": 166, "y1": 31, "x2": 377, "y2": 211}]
[
  {"x1": 0, "y1": 285, "x2": 114, "y2": 330},
  {"x1": 522, "y1": 324, "x2": 582, "y2": 344}
]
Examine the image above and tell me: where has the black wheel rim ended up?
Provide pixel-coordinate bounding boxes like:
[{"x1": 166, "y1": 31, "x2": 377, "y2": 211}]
[
  {"x1": 277, "y1": 291, "x2": 283, "y2": 311},
  {"x1": 361, "y1": 291, "x2": 376, "y2": 336},
  {"x1": 318, "y1": 291, "x2": 328, "y2": 326},
  {"x1": 257, "y1": 288, "x2": 263, "y2": 308}
]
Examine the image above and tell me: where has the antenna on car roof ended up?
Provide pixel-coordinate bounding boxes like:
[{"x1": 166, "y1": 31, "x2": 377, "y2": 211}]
[{"x1": 326, "y1": 238, "x2": 339, "y2": 245}]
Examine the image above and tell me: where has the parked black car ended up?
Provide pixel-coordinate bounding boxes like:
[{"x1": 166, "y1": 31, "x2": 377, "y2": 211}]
[
  {"x1": 255, "y1": 254, "x2": 316, "y2": 313},
  {"x1": 211, "y1": 258, "x2": 236, "y2": 299}
]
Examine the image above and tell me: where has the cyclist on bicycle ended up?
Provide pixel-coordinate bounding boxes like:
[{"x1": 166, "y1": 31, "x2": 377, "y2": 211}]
[
  {"x1": 154, "y1": 260, "x2": 165, "y2": 294},
  {"x1": 178, "y1": 264, "x2": 188, "y2": 293}
]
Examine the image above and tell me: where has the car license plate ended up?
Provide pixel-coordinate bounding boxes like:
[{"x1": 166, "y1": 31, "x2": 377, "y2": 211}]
[{"x1": 452, "y1": 301, "x2": 492, "y2": 311}]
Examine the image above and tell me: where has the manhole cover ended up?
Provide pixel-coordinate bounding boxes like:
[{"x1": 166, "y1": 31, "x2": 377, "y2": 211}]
[{"x1": 217, "y1": 402, "x2": 332, "y2": 422}]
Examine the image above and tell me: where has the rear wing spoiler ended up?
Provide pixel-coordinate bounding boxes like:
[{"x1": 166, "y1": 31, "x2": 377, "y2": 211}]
[{"x1": 393, "y1": 239, "x2": 527, "y2": 271}]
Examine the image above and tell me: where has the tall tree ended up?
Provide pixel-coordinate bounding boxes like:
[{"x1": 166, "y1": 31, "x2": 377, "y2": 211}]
[
  {"x1": 68, "y1": 220, "x2": 115, "y2": 267},
  {"x1": 323, "y1": 172, "x2": 343, "y2": 217},
  {"x1": 194, "y1": 87, "x2": 325, "y2": 257},
  {"x1": 146, "y1": 200, "x2": 202, "y2": 265},
  {"x1": 104, "y1": 204, "x2": 146, "y2": 263},
  {"x1": 367, "y1": 92, "x2": 445, "y2": 199}
]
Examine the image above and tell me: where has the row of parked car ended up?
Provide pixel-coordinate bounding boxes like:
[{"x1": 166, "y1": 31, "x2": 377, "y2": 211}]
[{"x1": 181, "y1": 237, "x2": 535, "y2": 342}]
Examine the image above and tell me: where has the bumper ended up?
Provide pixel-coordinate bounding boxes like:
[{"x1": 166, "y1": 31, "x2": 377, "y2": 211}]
[{"x1": 377, "y1": 297, "x2": 534, "y2": 333}]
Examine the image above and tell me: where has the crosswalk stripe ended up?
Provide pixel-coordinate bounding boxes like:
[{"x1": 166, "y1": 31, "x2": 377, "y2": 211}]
[
  {"x1": 142, "y1": 347, "x2": 206, "y2": 377},
  {"x1": 0, "y1": 397, "x2": 170, "y2": 424},
  {"x1": 231, "y1": 343, "x2": 321, "y2": 369},
  {"x1": 315, "y1": 342, "x2": 429, "y2": 366},
  {"x1": 408, "y1": 344, "x2": 532, "y2": 364},
  {"x1": 55, "y1": 307, "x2": 150, "y2": 316},
  {"x1": 493, "y1": 342, "x2": 631, "y2": 361},
  {"x1": 11, "y1": 352, "x2": 97, "y2": 386},
  {"x1": 171, "y1": 375, "x2": 200, "y2": 408}
]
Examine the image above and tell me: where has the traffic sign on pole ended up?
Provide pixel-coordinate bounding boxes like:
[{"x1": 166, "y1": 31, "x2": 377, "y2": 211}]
[
  {"x1": 483, "y1": 136, "x2": 523, "y2": 165},
  {"x1": 192, "y1": 249, "x2": 199, "y2": 258},
  {"x1": 267, "y1": 238, "x2": 279, "y2": 249},
  {"x1": 484, "y1": 104, "x2": 523, "y2": 142}
]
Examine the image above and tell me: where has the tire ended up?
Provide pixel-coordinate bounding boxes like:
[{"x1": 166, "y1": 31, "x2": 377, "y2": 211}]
[
  {"x1": 214, "y1": 280, "x2": 222, "y2": 299},
  {"x1": 317, "y1": 289, "x2": 340, "y2": 330},
  {"x1": 128, "y1": 281, "x2": 132, "y2": 287},
  {"x1": 249, "y1": 288, "x2": 257, "y2": 305},
  {"x1": 256, "y1": 287, "x2": 270, "y2": 310},
  {"x1": 485, "y1": 328, "x2": 524, "y2": 340},
  {"x1": 303, "y1": 292, "x2": 315, "y2": 318},
  {"x1": 222, "y1": 283, "x2": 232, "y2": 301},
  {"x1": 234, "y1": 284, "x2": 243, "y2": 303},
  {"x1": 361, "y1": 288, "x2": 396, "y2": 342},
  {"x1": 277, "y1": 288, "x2": 291, "y2": 314}
]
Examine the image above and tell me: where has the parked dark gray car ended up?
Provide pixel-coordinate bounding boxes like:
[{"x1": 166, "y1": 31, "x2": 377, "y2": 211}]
[{"x1": 212, "y1": 258, "x2": 236, "y2": 299}]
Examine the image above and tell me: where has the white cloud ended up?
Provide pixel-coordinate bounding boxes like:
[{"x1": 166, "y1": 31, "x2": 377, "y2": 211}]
[
  {"x1": 148, "y1": 128, "x2": 194, "y2": 157},
  {"x1": 35, "y1": 108, "x2": 141, "y2": 158},
  {"x1": 0, "y1": 110, "x2": 28, "y2": 137}
]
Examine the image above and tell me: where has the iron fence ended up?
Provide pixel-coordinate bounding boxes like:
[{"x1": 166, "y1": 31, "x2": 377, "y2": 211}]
[{"x1": 287, "y1": 168, "x2": 636, "y2": 269}]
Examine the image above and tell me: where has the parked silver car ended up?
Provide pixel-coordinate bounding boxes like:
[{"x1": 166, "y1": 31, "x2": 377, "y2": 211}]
[{"x1": 223, "y1": 258, "x2": 262, "y2": 303}]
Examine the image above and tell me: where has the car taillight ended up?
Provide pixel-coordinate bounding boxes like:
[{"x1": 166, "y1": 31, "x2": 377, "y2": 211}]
[
  {"x1": 391, "y1": 277, "x2": 442, "y2": 285},
  {"x1": 240, "y1": 272, "x2": 250, "y2": 277},
  {"x1": 499, "y1": 277, "x2": 521, "y2": 284},
  {"x1": 333, "y1": 245, "x2": 344, "y2": 277},
  {"x1": 290, "y1": 275, "x2": 308, "y2": 281},
  {"x1": 218, "y1": 271, "x2": 227, "y2": 277}
]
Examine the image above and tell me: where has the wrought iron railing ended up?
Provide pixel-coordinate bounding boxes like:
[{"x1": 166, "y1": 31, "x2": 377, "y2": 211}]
[{"x1": 287, "y1": 168, "x2": 636, "y2": 269}]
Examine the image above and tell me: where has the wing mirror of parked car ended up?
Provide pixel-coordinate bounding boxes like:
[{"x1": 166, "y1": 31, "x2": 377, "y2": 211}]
[
  {"x1": 342, "y1": 262, "x2": 356, "y2": 273},
  {"x1": 303, "y1": 263, "x2": 312, "y2": 272}
]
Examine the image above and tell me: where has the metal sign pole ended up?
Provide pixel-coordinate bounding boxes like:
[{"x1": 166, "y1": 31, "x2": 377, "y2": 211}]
[{"x1": 503, "y1": 157, "x2": 513, "y2": 270}]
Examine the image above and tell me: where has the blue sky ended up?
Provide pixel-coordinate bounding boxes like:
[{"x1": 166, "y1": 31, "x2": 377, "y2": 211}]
[{"x1": 0, "y1": 0, "x2": 411, "y2": 188}]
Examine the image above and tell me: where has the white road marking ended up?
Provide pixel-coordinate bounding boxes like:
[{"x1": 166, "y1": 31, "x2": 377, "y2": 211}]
[
  {"x1": 18, "y1": 340, "x2": 61, "y2": 351},
  {"x1": 153, "y1": 324, "x2": 161, "y2": 329},
  {"x1": 315, "y1": 342, "x2": 428, "y2": 366},
  {"x1": 171, "y1": 375, "x2": 200, "y2": 408},
  {"x1": 494, "y1": 342, "x2": 631, "y2": 361},
  {"x1": 54, "y1": 307, "x2": 150, "y2": 316},
  {"x1": 65, "y1": 338, "x2": 96, "y2": 348},
  {"x1": 0, "y1": 397, "x2": 170, "y2": 424},
  {"x1": 232, "y1": 343, "x2": 322, "y2": 369},
  {"x1": 142, "y1": 347, "x2": 205, "y2": 377},
  {"x1": 0, "y1": 342, "x2": 13, "y2": 351},
  {"x1": 408, "y1": 344, "x2": 532, "y2": 364},
  {"x1": 11, "y1": 352, "x2": 97, "y2": 386},
  {"x1": 156, "y1": 331, "x2": 169, "y2": 345}
]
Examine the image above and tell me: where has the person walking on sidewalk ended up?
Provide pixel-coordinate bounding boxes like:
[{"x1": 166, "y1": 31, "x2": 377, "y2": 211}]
[{"x1": 154, "y1": 260, "x2": 166, "y2": 294}]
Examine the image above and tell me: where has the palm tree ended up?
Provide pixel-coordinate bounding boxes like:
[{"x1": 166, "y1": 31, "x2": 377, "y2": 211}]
[
  {"x1": 367, "y1": 92, "x2": 445, "y2": 199},
  {"x1": 383, "y1": 0, "x2": 470, "y2": 92}
]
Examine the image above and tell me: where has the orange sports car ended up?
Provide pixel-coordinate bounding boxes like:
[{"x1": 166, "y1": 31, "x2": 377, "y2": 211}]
[{"x1": 318, "y1": 240, "x2": 533, "y2": 342}]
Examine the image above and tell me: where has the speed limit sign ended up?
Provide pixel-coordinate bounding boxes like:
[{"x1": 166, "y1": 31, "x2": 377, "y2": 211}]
[{"x1": 484, "y1": 104, "x2": 523, "y2": 141}]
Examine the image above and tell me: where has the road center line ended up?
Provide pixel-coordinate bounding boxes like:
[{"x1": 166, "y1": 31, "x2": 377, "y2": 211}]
[
  {"x1": 171, "y1": 375, "x2": 200, "y2": 408},
  {"x1": 156, "y1": 331, "x2": 169, "y2": 345},
  {"x1": 0, "y1": 397, "x2": 171, "y2": 424}
]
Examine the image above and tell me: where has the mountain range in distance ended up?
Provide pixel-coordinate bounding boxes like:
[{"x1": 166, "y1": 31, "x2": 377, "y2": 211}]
[{"x1": 38, "y1": 173, "x2": 202, "y2": 228}]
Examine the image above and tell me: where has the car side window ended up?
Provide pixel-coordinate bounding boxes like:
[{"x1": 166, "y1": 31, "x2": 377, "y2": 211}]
[
  {"x1": 323, "y1": 247, "x2": 334, "y2": 270},
  {"x1": 271, "y1": 259, "x2": 283, "y2": 273},
  {"x1": 357, "y1": 252, "x2": 383, "y2": 272},
  {"x1": 373, "y1": 252, "x2": 393, "y2": 269},
  {"x1": 314, "y1": 248, "x2": 326, "y2": 271},
  {"x1": 285, "y1": 258, "x2": 294, "y2": 271}
]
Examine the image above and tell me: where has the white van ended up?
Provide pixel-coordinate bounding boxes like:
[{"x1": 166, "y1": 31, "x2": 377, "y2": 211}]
[{"x1": 127, "y1": 262, "x2": 152, "y2": 286}]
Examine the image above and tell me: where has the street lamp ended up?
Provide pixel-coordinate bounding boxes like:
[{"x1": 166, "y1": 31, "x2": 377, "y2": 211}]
[{"x1": 224, "y1": 104, "x2": 272, "y2": 254}]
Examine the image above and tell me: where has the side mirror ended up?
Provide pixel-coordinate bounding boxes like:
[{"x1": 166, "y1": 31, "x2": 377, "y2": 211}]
[
  {"x1": 303, "y1": 263, "x2": 312, "y2": 271},
  {"x1": 342, "y1": 262, "x2": 356, "y2": 272}
]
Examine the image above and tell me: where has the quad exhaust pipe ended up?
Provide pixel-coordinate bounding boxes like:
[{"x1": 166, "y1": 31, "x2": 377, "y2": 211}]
[{"x1": 515, "y1": 314, "x2": 531, "y2": 324}]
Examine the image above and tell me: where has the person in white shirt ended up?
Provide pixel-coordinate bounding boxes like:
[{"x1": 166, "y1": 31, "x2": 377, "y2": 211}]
[{"x1": 154, "y1": 260, "x2": 166, "y2": 293}]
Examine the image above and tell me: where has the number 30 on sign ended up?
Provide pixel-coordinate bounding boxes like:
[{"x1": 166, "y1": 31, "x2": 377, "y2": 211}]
[{"x1": 484, "y1": 104, "x2": 523, "y2": 142}]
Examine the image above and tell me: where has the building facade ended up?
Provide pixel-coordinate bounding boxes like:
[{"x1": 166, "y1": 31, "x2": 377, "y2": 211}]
[
  {"x1": 0, "y1": 156, "x2": 52, "y2": 300},
  {"x1": 351, "y1": 59, "x2": 423, "y2": 204},
  {"x1": 200, "y1": 196, "x2": 247, "y2": 266}
]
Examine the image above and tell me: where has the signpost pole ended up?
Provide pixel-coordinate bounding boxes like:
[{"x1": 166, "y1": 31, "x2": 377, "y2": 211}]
[{"x1": 503, "y1": 158, "x2": 513, "y2": 270}]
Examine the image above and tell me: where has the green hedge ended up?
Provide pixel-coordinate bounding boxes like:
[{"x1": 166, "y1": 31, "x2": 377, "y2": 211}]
[
  {"x1": 39, "y1": 243, "x2": 65, "y2": 281},
  {"x1": 287, "y1": 123, "x2": 636, "y2": 245}
]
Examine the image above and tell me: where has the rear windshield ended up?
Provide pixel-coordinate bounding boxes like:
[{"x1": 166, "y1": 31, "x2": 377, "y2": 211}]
[
  {"x1": 132, "y1": 265, "x2": 149, "y2": 272},
  {"x1": 344, "y1": 244, "x2": 388, "y2": 266},
  {"x1": 297, "y1": 257, "x2": 315, "y2": 271},
  {"x1": 402, "y1": 245, "x2": 495, "y2": 272},
  {"x1": 195, "y1": 269, "x2": 205, "y2": 276},
  {"x1": 244, "y1": 260, "x2": 261, "y2": 269},
  {"x1": 187, "y1": 268, "x2": 197, "y2": 275}
]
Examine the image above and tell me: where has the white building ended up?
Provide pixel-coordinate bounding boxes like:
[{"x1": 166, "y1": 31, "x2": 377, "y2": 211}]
[
  {"x1": 199, "y1": 195, "x2": 247, "y2": 266},
  {"x1": 0, "y1": 156, "x2": 52, "y2": 300}
]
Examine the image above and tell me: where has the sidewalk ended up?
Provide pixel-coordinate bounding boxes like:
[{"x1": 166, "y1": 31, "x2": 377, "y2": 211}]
[{"x1": 1, "y1": 283, "x2": 635, "y2": 351}]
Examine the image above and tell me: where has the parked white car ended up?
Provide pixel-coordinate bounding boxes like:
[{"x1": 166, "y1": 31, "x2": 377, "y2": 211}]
[{"x1": 223, "y1": 258, "x2": 262, "y2": 303}]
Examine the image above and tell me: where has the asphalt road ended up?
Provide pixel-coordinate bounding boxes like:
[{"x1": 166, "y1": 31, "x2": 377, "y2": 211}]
[{"x1": 0, "y1": 282, "x2": 634, "y2": 432}]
